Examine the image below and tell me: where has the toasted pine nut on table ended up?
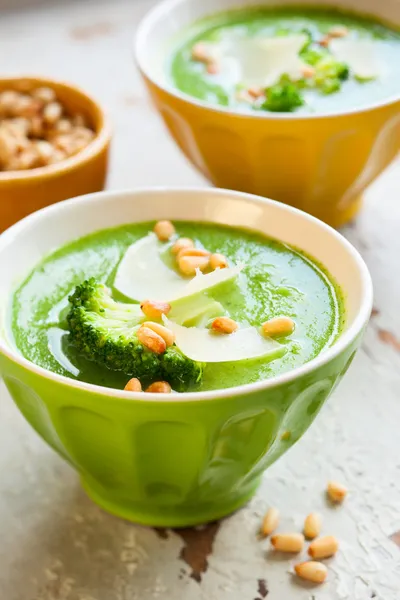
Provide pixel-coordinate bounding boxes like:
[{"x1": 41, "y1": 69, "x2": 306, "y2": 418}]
[{"x1": 1, "y1": 1, "x2": 400, "y2": 599}]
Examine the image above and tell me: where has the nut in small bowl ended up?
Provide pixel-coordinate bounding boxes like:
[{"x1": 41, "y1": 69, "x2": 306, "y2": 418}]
[{"x1": 0, "y1": 77, "x2": 111, "y2": 231}]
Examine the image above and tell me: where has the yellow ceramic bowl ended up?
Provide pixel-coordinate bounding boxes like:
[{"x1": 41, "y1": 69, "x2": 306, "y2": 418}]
[
  {"x1": 136, "y1": 0, "x2": 400, "y2": 228},
  {"x1": 0, "y1": 77, "x2": 111, "y2": 231}
]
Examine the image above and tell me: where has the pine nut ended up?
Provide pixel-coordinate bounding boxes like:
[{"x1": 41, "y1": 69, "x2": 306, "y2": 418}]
[
  {"x1": 319, "y1": 36, "x2": 331, "y2": 47},
  {"x1": 0, "y1": 90, "x2": 19, "y2": 116},
  {"x1": 304, "y1": 513, "x2": 322, "y2": 540},
  {"x1": 177, "y1": 247, "x2": 210, "y2": 259},
  {"x1": 294, "y1": 561, "x2": 328, "y2": 584},
  {"x1": 262, "y1": 316, "x2": 295, "y2": 338},
  {"x1": 124, "y1": 378, "x2": 142, "y2": 392},
  {"x1": 145, "y1": 381, "x2": 172, "y2": 393},
  {"x1": 327, "y1": 480, "x2": 347, "y2": 503},
  {"x1": 328, "y1": 25, "x2": 349, "y2": 38},
  {"x1": 260, "y1": 507, "x2": 279, "y2": 537},
  {"x1": 137, "y1": 326, "x2": 166, "y2": 354},
  {"x1": 154, "y1": 220, "x2": 175, "y2": 241},
  {"x1": 32, "y1": 86, "x2": 56, "y2": 103},
  {"x1": 35, "y1": 140, "x2": 54, "y2": 165},
  {"x1": 171, "y1": 237, "x2": 194, "y2": 255},
  {"x1": 178, "y1": 255, "x2": 210, "y2": 276},
  {"x1": 206, "y1": 62, "x2": 219, "y2": 75},
  {"x1": 247, "y1": 86, "x2": 264, "y2": 99},
  {"x1": 302, "y1": 65, "x2": 316, "y2": 78},
  {"x1": 191, "y1": 42, "x2": 213, "y2": 63},
  {"x1": 14, "y1": 95, "x2": 42, "y2": 118},
  {"x1": 29, "y1": 116, "x2": 44, "y2": 137},
  {"x1": 210, "y1": 253, "x2": 228, "y2": 270},
  {"x1": 140, "y1": 300, "x2": 171, "y2": 320},
  {"x1": 211, "y1": 317, "x2": 238, "y2": 334},
  {"x1": 73, "y1": 114, "x2": 87, "y2": 127},
  {"x1": 54, "y1": 118, "x2": 73, "y2": 134},
  {"x1": 308, "y1": 535, "x2": 339, "y2": 559},
  {"x1": 271, "y1": 533, "x2": 304, "y2": 553},
  {"x1": 43, "y1": 101, "x2": 63, "y2": 125},
  {"x1": 143, "y1": 321, "x2": 175, "y2": 347}
]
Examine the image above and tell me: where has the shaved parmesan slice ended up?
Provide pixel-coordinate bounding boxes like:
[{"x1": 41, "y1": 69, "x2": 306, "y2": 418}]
[
  {"x1": 182, "y1": 263, "x2": 244, "y2": 297},
  {"x1": 114, "y1": 234, "x2": 244, "y2": 302},
  {"x1": 330, "y1": 39, "x2": 381, "y2": 80},
  {"x1": 114, "y1": 234, "x2": 184, "y2": 302},
  {"x1": 196, "y1": 34, "x2": 308, "y2": 88},
  {"x1": 169, "y1": 293, "x2": 225, "y2": 327},
  {"x1": 164, "y1": 318, "x2": 287, "y2": 364},
  {"x1": 225, "y1": 34, "x2": 308, "y2": 88}
]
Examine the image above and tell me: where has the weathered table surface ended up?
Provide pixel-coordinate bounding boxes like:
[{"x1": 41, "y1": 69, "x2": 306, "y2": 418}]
[{"x1": 1, "y1": 1, "x2": 400, "y2": 598}]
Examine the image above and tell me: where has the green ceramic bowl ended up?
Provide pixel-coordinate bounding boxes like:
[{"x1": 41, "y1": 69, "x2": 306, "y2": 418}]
[{"x1": 0, "y1": 188, "x2": 372, "y2": 527}]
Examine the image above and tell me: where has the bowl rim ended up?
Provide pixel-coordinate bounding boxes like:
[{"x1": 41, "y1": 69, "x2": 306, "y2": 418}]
[
  {"x1": 0, "y1": 187, "x2": 373, "y2": 402},
  {"x1": 134, "y1": 0, "x2": 400, "y2": 120},
  {"x1": 0, "y1": 75, "x2": 112, "y2": 182}
]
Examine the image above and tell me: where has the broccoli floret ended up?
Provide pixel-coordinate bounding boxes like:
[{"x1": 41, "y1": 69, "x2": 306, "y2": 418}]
[
  {"x1": 301, "y1": 46, "x2": 327, "y2": 66},
  {"x1": 261, "y1": 76, "x2": 304, "y2": 113},
  {"x1": 313, "y1": 55, "x2": 349, "y2": 94},
  {"x1": 66, "y1": 278, "x2": 204, "y2": 391},
  {"x1": 161, "y1": 347, "x2": 204, "y2": 392}
]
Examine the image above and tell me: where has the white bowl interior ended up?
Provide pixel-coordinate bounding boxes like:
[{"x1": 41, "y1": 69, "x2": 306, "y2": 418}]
[
  {"x1": 0, "y1": 188, "x2": 370, "y2": 348},
  {"x1": 137, "y1": 0, "x2": 400, "y2": 85}
]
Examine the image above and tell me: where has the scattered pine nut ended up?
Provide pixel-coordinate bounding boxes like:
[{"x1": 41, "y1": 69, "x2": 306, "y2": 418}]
[
  {"x1": 140, "y1": 299, "x2": 171, "y2": 320},
  {"x1": 143, "y1": 321, "x2": 175, "y2": 347},
  {"x1": 206, "y1": 62, "x2": 219, "y2": 75},
  {"x1": 124, "y1": 378, "x2": 142, "y2": 392},
  {"x1": 0, "y1": 87, "x2": 94, "y2": 171},
  {"x1": 294, "y1": 561, "x2": 328, "y2": 584},
  {"x1": 247, "y1": 86, "x2": 264, "y2": 99},
  {"x1": 302, "y1": 65, "x2": 316, "y2": 78},
  {"x1": 178, "y1": 255, "x2": 210, "y2": 276},
  {"x1": 191, "y1": 42, "x2": 212, "y2": 63},
  {"x1": 308, "y1": 535, "x2": 339, "y2": 559},
  {"x1": 260, "y1": 507, "x2": 280, "y2": 537},
  {"x1": 32, "y1": 86, "x2": 56, "y2": 103},
  {"x1": 211, "y1": 317, "x2": 238, "y2": 334},
  {"x1": 137, "y1": 326, "x2": 166, "y2": 354},
  {"x1": 171, "y1": 237, "x2": 194, "y2": 255},
  {"x1": 154, "y1": 220, "x2": 175, "y2": 241},
  {"x1": 262, "y1": 316, "x2": 295, "y2": 338},
  {"x1": 327, "y1": 480, "x2": 348, "y2": 503},
  {"x1": 304, "y1": 513, "x2": 322, "y2": 540},
  {"x1": 210, "y1": 253, "x2": 228, "y2": 270},
  {"x1": 43, "y1": 101, "x2": 63, "y2": 125},
  {"x1": 319, "y1": 36, "x2": 331, "y2": 47},
  {"x1": 145, "y1": 381, "x2": 172, "y2": 393},
  {"x1": 177, "y1": 247, "x2": 211, "y2": 259},
  {"x1": 271, "y1": 533, "x2": 304, "y2": 553},
  {"x1": 328, "y1": 25, "x2": 349, "y2": 38},
  {"x1": 281, "y1": 430, "x2": 291, "y2": 441},
  {"x1": 35, "y1": 140, "x2": 54, "y2": 165}
]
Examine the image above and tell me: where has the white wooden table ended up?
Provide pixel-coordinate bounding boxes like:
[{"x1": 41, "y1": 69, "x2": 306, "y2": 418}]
[{"x1": 1, "y1": 1, "x2": 400, "y2": 598}]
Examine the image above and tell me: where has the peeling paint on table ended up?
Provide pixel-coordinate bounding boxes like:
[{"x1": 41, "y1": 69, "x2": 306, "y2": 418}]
[{"x1": 1, "y1": 1, "x2": 400, "y2": 599}]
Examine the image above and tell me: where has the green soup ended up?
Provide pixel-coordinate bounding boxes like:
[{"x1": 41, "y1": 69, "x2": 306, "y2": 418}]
[
  {"x1": 169, "y1": 7, "x2": 400, "y2": 114},
  {"x1": 11, "y1": 222, "x2": 344, "y2": 392}
]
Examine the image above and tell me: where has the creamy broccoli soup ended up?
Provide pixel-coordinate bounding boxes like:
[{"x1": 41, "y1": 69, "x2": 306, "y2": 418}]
[
  {"x1": 11, "y1": 221, "x2": 344, "y2": 392},
  {"x1": 169, "y1": 7, "x2": 400, "y2": 114}
]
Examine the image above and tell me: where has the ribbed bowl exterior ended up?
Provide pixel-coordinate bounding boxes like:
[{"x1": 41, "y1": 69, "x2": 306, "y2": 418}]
[
  {"x1": 0, "y1": 335, "x2": 359, "y2": 527},
  {"x1": 144, "y1": 78, "x2": 400, "y2": 228}
]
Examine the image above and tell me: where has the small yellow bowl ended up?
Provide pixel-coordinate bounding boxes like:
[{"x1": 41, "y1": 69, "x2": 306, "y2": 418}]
[
  {"x1": 136, "y1": 0, "x2": 400, "y2": 228},
  {"x1": 0, "y1": 76, "x2": 111, "y2": 231}
]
